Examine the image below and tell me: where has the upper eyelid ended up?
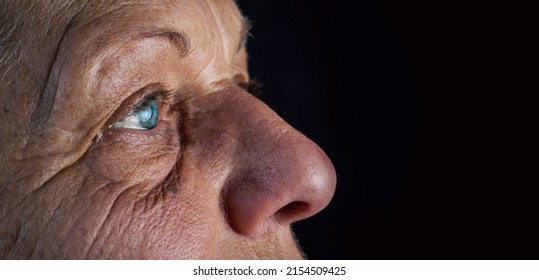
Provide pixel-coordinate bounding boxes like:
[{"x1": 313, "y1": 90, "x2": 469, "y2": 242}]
[{"x1": 126, "y1": 90, "x2": 166, "y2": 116}]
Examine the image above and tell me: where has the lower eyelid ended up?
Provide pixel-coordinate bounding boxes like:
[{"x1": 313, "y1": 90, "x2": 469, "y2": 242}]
[{"x1": 103, "y1": 118, "x2": 179, "y2": 145}]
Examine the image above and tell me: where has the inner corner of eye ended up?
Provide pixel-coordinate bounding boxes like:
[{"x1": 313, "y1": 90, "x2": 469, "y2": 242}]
[{"x1": 110, "y1": 98, "x2": 159, "y2": 130}]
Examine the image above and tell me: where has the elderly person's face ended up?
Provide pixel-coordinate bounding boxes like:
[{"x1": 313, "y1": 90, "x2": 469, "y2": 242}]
[{"x1": 0, "y1": 0, "x2": 335, "y2": 259}]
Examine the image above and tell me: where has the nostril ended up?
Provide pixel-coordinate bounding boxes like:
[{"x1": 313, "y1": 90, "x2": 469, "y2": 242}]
[{"x1": 275, "y1": 201, "x2": 310, "y2": 224}]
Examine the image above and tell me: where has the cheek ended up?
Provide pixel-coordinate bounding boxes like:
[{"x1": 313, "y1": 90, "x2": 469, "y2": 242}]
[
  {"x1": 82, "y1": 179, "x2": 219, "y2": 259},
  {"x1": 25, "y1": 136, "x2": 221, "y2": 259},
  {"x1": 64, "y1": 129, "x2": 223, "y2": 258}
]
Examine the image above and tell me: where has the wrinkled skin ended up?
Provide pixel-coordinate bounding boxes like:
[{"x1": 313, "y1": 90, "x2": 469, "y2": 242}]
[{"x1": 0, "y1": 0, "x2": 336, "y2": 259}]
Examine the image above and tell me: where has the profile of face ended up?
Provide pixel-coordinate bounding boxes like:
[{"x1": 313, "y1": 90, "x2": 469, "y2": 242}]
[{"x1": 0, "y1": 0, "x2": 336, "y2": 259}]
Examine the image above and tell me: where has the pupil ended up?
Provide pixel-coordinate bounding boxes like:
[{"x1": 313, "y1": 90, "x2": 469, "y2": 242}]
[{"x1": 137, "y1": 105, "x2": 152, "y2": 122}]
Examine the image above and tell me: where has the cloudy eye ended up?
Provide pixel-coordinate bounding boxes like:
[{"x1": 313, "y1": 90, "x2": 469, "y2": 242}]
[{"x1": 111, "y1": 98, "x2": 159, "y2": 130}]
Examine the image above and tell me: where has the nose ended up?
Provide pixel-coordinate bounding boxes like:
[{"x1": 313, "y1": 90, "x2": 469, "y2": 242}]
[{"x1": 222, "y1": 89, "x2": 336, "y2": 237}]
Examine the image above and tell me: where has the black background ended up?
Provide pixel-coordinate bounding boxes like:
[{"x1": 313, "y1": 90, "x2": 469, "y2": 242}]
[{"x1": 236, "y1": 1, "x2": 535, "y2": 259}]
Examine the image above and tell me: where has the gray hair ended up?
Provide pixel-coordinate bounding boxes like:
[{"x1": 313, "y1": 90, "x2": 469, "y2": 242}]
[
  {"x1": 0, "y1": 1, "x2": 80, "y2": 89},
  {"x1": 0, "y1": 1, "x2": 28, "y2": 87}
]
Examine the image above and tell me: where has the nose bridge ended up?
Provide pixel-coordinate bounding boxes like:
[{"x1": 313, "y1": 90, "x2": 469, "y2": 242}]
[{"x1": 212, "y1": 89, "x2": 336, "y2": 238}]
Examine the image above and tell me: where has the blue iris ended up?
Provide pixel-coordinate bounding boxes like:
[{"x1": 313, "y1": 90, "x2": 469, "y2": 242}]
[
  {"x1": 135, "y1": 100, "x2": 158, "y2": 129},
  {"x1": 111, "y1": 99, "x2": 159, "y2": 130}
]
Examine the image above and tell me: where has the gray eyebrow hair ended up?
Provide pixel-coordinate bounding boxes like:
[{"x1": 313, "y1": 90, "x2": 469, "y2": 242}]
[
  {"x1": 238, "y1": 17, "x2": 252, "y2": 52},
  {"x1": 136, "y1": 27, "x2": 191, "y2": 58}
]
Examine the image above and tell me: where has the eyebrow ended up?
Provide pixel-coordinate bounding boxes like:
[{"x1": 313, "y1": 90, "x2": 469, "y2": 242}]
[
  {"x1": 130, "y1": 18, "x2": 249, "y2": 58},
  {"x1": 238, "y1": 17, "x2": 252, "y2": 52},
  {"x1": 136, "y1": 27, "x2": 191, "y2": 58}
]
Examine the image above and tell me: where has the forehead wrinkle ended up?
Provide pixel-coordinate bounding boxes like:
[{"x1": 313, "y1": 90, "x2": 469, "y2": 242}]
[
  {"x1": 85, "y1": 26, "x2": 191, "y2": 98},
  {"x1": 87, "y1": 27, "x2": 192, "y2": 64},
  {"x1": 73, "y1": 1, "x2": 191, "y2": 62},
  {"x1": 88, "y1": 26, "x2": 191, "y2": 63}
]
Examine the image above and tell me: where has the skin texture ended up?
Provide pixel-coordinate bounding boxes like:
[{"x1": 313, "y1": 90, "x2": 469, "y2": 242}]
[{"x1": 0, "y1": 0, "x2": 336, "y2": 259}]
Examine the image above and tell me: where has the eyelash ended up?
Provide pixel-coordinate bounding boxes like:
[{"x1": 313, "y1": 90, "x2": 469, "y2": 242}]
[
  {"x1": 135, "y1": 89, "x2": 175, "y2": 115},
  {"x1": 238, "y1": 80, "x2": 262, "y2": 97}
]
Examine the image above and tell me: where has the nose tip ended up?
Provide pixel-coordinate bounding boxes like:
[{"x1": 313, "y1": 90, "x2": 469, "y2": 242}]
[
  {"x1": 224, "y1": 133, "x2": 336, "y2": 237},
  {"x1": 273, "y1": 143, "x2": 336, "y2": 225}
]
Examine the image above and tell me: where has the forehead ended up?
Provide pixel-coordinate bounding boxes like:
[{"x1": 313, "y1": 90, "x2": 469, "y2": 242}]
[
  {"x1": 78, "y1": 0, "x2": 243, "y2": 24},
  {"x1": 47, "y1": 0, "x2": 243, "y2": 71},
  {"x1": 26, "y1": 0, "x2": 248, "y2": 124},
  {"x1": 86, "y1": 0, "x2": 242, "y2": 36}
]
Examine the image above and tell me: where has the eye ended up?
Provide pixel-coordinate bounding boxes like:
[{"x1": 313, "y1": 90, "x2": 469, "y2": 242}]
[
  {"x1": 110, "y1": 98, "x2": 159, "y2": 130},
  {"x1": 238, "y1": 80, "x2": 262, "y2": 97}
]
